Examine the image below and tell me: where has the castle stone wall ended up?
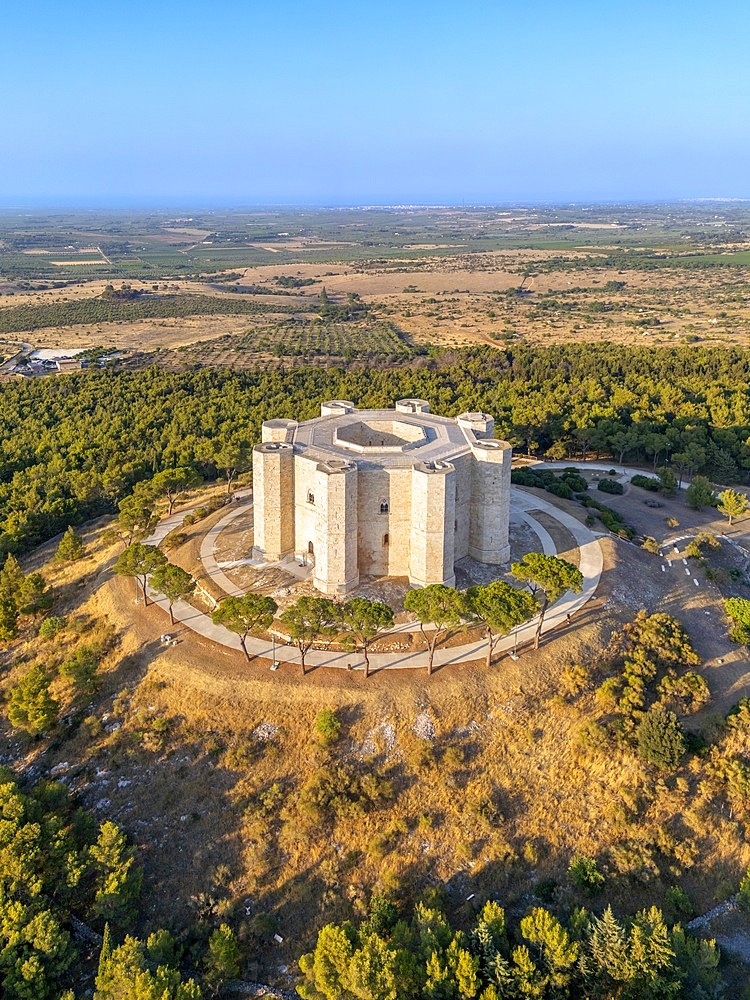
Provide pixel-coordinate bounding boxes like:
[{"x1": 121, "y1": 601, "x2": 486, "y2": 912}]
[{"x1": 251, "y1": 403, "x2": 511, "y2": 593}]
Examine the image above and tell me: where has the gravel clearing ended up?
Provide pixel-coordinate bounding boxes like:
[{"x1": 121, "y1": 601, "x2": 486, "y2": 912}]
[
  {"x1": 413, "y1": 711, "x2": 436, "y2": 741},
  {"x1": 253, "y1": 722, "x2": 279, "y2": 741}
]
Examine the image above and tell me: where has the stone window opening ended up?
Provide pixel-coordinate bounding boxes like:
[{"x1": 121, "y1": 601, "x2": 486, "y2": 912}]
[
  {"x1": 307, "y1": 490, "x2": 315, "y2": 504},
  {"x1": 380, "y1": 500, "x2": 389, "y2": 514},
  {"x1": 383, "y1": 533, "x2": 389, "y2": 546}
]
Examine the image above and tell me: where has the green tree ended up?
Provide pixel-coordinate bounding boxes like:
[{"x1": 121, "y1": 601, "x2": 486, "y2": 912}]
[
  {"x1": 517, "y1": 908, "x2": 579, "y2": 995},
  {"x1": 348, "y1": 932, "x2": 401, "y2": 1000},
  {"x1": 299, "y1": 922, "x2": 355, "y2": 1000},
  {"x1": 716, "y1": 487, "x2": 749, "y2": 526},
  {"x1": 466, "y1": 581, "x2": 538, "y2": 668},
  {"x1": 340, "y1": 597, "x2": 394, "y2": 678},
  {"x1": 89, "y1": 821, "x2": 143, "y2": 925},
  {"x1": 150, "y1": 563, "x2": 195, "y2": 625},
  {"x1": 147, "y1": 467, "x2": 202, "y2": 515},
  {"x1": 636, "y1": 708, "x2": 686, "y2": 771},
  {"x1": 213, "y1": 441, "x2": 251, "y2": 494},
  {"x1": 211, "y1": 592, "x2": 277, "y2": 662},
  {"x1": 511, "y1": 553, "x2": 583, "y2": 649},
  {"x1": 114, "y1": 543, "x2": 167, "y2": 606},
  {"x1": 404, "y1": 585, "x2": 466, "y2": 677},
  {"x1": 60, "y1": 644, "x2": 101, "y2": 698},
  {"x1": 568, "y1": 855, "x2": 605, "y2": 895},
  {"x1": 0, "y1": 553, "x2": 49, "y2": 625},
  {"x1": 54, "y1": 526, "x2": 85, "y2": 562},
  {"x1": 585, "y1": 905, "x2": 630, "y2": 987},
  {"x1": 111, "y1": 494, "x2": 159, "y2": 548},
  {"x1": 0, "y1": 593, "x2": 18, "y2": 641},
  {"x1": 8, "y1": 663, "x2": 59, "y2": 736},
  {"x1": 204, "y1": 923, "x2": 240, "y2": 991},
  {"x1": 685, "y1": 475, "x2": 715, "y2": 510},
  {"x1": 656, "y1": 466, "x2": 678, "y2": 495},
  {"x1": 0, "y1": 552, "x2": 26, "y2": 599},
  {"x1": 622, "y1": 907, "x2": 681, "y2": 999},
  {"x1": 279, "y1": 596, "x2": 341, "y2": 676},
  {"x1": 0, "y1": 905, "x2": 74, "y2": 1000},
  {"x1": 725, "y1": 597, "x2": 750, "y2": 644},
  {"x1": 17, "y1": 571, "x2": 52, "y2": 614},
  {"x1": 94, "y1": 927, "x2": 202, "y2": 999}
]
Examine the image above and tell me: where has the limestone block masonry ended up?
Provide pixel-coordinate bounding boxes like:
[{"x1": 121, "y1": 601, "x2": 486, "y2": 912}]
[{"x1": 252, "y1": 400, "x2": 511, "y2": 595}]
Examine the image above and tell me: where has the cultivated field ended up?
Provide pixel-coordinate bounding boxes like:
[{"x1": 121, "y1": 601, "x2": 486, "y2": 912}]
[{"x1": 4, "y1": 206, "x2": 750, "y2": 366}]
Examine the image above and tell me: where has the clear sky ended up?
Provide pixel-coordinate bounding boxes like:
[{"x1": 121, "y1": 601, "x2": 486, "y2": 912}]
[{"x1": 2, "y1": 0, "x2": 749, "y2": 206}]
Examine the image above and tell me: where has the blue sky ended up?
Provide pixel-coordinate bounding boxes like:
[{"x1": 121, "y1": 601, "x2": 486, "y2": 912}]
[{"x1": 1, "y1": 0, "x2": 749, "y2": 205}]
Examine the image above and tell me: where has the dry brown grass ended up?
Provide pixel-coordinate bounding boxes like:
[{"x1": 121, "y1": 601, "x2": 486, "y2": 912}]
[
  {"x1": 4, "y1": 249, "x2": 750, "y2": 359},
  {"x1": 2, "y1": 495, "x2": 750, "y2": 980}
]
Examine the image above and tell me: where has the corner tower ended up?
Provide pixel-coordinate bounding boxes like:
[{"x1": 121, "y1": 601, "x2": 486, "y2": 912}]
[
  {"x1": 252, "y1": 441, "x2": 294, "y2": 561},
  {"x1": 468, "y1": 439, "x2": 511, "y2": 564}
]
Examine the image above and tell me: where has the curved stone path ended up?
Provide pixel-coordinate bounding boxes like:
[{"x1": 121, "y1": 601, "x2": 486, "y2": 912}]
[{"x1": 144, "y1": 487, "x2": 603, "y2": 672}]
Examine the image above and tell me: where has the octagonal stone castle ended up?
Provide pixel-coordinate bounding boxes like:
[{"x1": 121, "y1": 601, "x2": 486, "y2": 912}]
[{"x1": 252, "y1": 399, "x2": 512, "y2": 595}]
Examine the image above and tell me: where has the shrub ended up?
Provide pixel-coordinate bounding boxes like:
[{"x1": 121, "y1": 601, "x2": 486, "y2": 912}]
[
  {"x1": 636, "y1": 708, "x2": 686, "y2": 771},
  {"x1": 665, "y1": 884, "x2": 693, "y2": 918},
  {"x1": 560, "y1": 472, "x2": 587, "y2": 492},
  {"x1": 561, "y1": 663, "x2": 589, "y2": 696},
  {"x1": 568, "y1": 855, "x2": 605, "y2": 895},
  {"x1": 315, "y1": 709, "x2": 342, "y2": 745},
  {"x1": 38, "y1": 615, "x2": 67, "y2": 639},
  {"x1": 631, "y1": 474, "x2": 660, "y2": 492},
  {"x1": 161, "y1": 530, "x2": 188, "y2": 551},
  {"x1": 725, "y1": 598, "x2": 750, "y2": 644},
  {"x1": 578, "y1": 720, "x2": 610, "y2": 750},
  {"x1": 546, "y1": 481, "x2": 573, "y2": 499},
  {"x1": 598, "y1": 478, "x2": 624, "y2": 495}
]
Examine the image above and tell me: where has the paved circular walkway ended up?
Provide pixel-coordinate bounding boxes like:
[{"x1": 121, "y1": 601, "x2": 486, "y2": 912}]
[{"x1": 144, "y1": 487, "x2": 603, "y2": 672}]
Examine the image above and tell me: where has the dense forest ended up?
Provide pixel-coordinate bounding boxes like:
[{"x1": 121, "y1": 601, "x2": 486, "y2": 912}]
[
  {"x1": 2, "y1": 343, "x2": 750, "y2": 555},
  {"x1": 299, "y1": 894, "x2": 723, "y2": 1000}
]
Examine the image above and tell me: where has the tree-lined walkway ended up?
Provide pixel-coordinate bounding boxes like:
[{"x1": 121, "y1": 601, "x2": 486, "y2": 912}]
[{"x1": 143, "y1": 488, "x2": 603, "y2": 671}]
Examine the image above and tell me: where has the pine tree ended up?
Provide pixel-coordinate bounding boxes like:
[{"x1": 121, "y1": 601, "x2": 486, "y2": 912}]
[
  {"x1": 0, "y1": 552, "x2": 26, "y2": 599},
  {"x1": 8, "y1": 662, "x2": 59, "y2": 735},
  {"x1": 0, "y1": 593, "x2": 18, "y2": 640},
  {"x1": 585, "y1": 906, "x2": 631, "y2": 983},
  {"x1": 717, "y1": 488, "x2": 749, "y2": 526},
  {"x1": 89, "y1": 821, "x2": 143, "y2": 925},
  {"x1": 204, "y1": 923, "x2": 240, "y2": 990},
  {"x1": 685, "y1": 475, "x2": 715, "y2": 510},
  {"x1": 519, "y1": 908, "x2": 579, "y2": 993},
  {"x1": 55, "y1": 526, "x2": 85, "y2": 562}
]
